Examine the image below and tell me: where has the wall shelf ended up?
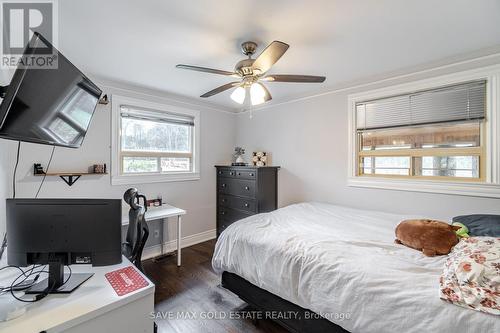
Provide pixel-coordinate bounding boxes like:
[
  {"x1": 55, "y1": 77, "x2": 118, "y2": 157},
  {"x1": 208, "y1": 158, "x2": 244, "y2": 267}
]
[{"x1": 34, "y1": 164, "x2": 107, "y2": 186}]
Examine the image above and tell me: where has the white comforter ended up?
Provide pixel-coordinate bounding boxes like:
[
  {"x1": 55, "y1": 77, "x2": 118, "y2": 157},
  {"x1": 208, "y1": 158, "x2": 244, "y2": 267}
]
[{"x1": 212, "y1": 202, "x2": 499, "y2": 333}]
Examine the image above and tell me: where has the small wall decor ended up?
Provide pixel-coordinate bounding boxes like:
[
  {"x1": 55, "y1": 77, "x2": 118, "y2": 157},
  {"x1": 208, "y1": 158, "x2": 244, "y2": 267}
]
[
  {"x1": 252, "y1": 151, "x2": 268, "y2": 166},
  {"x1": 93, "y1": 164, "x2": 107, "y2": 174},
  {"x1": 232, "y1": 147, "x2": 247, "y2": 166}
]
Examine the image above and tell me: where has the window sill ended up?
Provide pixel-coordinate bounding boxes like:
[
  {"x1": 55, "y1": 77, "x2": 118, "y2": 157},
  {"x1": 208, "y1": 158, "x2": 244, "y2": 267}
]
[
  {"x1": 347, "y1": 176, "x2": 500, "y2": 199},
  {"x1": 111, "y1": 172, "x2": 200, "y2": 185}
]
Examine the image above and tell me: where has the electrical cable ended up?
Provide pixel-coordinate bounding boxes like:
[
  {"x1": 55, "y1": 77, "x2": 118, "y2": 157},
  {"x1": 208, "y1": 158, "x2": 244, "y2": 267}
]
[
  {"x1": 35, "y1": 145, "x2": 56, "y2": 198},
  {"x1": 12, "y1": 141, "x2": 20, "y2": 198},
  {"x1": 65, "y1": 265, "x2": 72, "y2": 284},
  {"x1": 10, "y1": 275, "x2": 54, "y2": 303},
  {"x1": 0, "y1": 265, "x2": 27, "y2": 276},
  {"x1": 8, "y1": 264, "x2": 71, "y2": 303},
  {"x1": 0, "y1": 265, "x2": 44, "y2": 293}
]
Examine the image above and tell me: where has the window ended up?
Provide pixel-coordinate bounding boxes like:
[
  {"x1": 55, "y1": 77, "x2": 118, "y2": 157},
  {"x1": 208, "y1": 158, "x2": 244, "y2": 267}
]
[
  {"x1": 358, "y1": 122, "x2": 484, "y2": 180},
  {"x1": 111, "y1": 95, "x2": 200, "y2": 185},
  {"x1": 348, "y1": 68, "x2": 500, "y2": 198}
]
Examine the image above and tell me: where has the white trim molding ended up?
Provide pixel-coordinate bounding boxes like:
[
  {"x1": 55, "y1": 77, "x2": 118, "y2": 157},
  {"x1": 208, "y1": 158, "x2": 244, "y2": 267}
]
[
  {"x1": 111, "y1": 94, "x2": 201, "y2": 185},
  {"x1": 348, "y1": 64, "x2": 500, "y2": 198}
]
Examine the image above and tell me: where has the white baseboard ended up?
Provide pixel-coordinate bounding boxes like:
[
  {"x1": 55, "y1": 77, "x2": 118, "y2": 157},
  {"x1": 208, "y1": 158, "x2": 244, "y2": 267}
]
[{"x1": 142, "y1": 229, "x2": 216, "y2": 260}]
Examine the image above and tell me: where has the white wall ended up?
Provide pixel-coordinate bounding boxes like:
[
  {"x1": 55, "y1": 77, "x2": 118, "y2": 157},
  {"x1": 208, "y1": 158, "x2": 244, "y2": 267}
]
[
  {"x1": 236, "y1": 56, "x2": 500, "y2": 221},
  {"x1": 2, "y1": 53, "x2": 500, "y2": 243},
  {"x1": 0, "y1": 80, "x2": 236, "y2": 245}
]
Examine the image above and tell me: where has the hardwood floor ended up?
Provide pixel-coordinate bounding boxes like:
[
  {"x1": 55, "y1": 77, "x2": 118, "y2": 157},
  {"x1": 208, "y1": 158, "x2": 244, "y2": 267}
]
[{"x1": 143, "y1": 239, "x2": 288, "y2": 333}]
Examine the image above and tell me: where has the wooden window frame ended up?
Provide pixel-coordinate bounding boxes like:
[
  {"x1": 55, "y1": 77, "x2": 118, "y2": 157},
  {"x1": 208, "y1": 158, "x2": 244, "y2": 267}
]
[
  {"x1": 347, "y1": 64, "x2": 500, "y2": 198},
  {"x1": 356, "y1": 123, "x2": 486, "y2": 182}
]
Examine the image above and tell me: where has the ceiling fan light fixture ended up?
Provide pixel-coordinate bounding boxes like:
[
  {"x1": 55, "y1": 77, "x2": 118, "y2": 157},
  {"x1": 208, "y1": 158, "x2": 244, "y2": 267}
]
[
  {"x1": 178, "y1": 40, "x2": 326, "y2": 105},
  {"x1": 250, "y1": 83, "x2": 266, "y2": 105},
  {"x1": 230, "y1": 86, "x2": 246, "y2": 104}
]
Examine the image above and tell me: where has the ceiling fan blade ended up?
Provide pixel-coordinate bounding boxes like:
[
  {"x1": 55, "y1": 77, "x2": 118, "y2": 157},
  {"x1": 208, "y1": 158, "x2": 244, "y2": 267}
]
[
  {"x1": 252, "y1": 41, "x2": 289, "y2": 74},
  {"x1": 200, "y1": 82, "x2": 241, "y2": 98},
  {"x1": 262, "y1": 75, "x2": 326, "y2": 83},
  {"x1": 176, "y1": 64, "x2": 240, "y2": 77}
]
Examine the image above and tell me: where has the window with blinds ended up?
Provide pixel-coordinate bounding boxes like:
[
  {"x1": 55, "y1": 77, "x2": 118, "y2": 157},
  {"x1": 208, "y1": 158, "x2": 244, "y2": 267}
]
[
  {"x1": 356, "y1": 80, "x2": 486, "y2": 181},
  {"x1": 119, "y1": 105, "x2": 195, "y2": 174}
]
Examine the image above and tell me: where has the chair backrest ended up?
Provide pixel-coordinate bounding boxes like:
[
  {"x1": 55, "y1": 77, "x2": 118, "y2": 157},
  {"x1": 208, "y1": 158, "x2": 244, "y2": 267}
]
[
  {"x1": 126, "y1": 204, "x2": 146, "y2": 256},
  {"x1": 123, "y1": 189, "x2": 149, "y2": 271}
]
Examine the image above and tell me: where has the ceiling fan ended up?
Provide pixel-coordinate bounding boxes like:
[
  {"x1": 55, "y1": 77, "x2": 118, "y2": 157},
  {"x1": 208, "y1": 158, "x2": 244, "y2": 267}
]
[{"x1": 176, "y1": 41, "x2": 326, "y2": 106}]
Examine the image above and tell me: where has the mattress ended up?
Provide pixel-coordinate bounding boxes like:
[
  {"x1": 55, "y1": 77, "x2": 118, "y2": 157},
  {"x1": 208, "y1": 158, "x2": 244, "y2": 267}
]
[{"x1": 212, "y1": 202, "x2": 499, "y2": 333}]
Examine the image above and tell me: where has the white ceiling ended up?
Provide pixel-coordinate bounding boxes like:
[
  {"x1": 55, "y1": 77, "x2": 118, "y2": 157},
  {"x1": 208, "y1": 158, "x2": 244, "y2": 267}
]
[{"x1": 59, "y1": 0, "x2": 500, "y2": 111}]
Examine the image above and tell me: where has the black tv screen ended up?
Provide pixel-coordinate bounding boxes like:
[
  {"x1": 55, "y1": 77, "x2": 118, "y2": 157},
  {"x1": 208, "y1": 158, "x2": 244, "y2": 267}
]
[{"x1": 0, "y1": 33, "x2": 101, "y2": 148}]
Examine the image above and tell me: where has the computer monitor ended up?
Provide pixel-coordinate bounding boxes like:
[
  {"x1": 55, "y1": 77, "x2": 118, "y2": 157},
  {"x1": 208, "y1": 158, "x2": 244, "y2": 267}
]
[{"x1": 6, "y1": 198, "x2": 122, "y2": 294}]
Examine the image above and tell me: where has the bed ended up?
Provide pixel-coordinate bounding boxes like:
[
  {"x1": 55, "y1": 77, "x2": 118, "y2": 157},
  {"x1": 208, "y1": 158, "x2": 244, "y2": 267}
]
[{"x1": 212, "y1": 202, "x2": 499, "y2": 333}]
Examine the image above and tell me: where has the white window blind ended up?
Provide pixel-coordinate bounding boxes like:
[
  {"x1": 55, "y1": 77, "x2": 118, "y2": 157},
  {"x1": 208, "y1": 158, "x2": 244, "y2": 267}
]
[
  {"x1": 356, "y1": 80, "x2": 486, "y2": 130},
  {"x1": 120, "y1": 105, "x2": 195, "y2": 126}
]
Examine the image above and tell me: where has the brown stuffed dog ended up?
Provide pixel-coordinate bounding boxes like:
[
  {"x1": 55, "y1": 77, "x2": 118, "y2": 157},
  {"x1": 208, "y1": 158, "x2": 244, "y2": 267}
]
[{"x1": 395, "y1": 219, "x2": 460, "y2": 256}]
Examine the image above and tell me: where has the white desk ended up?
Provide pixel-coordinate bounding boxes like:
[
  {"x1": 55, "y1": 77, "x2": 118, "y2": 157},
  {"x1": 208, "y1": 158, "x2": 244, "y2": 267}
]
[
  {"x1": 0, "y1": 256, "x2": 154, "y2": 333},
  {"x1": 122, "y1": 204, "x2": 186, "y2": 266}
]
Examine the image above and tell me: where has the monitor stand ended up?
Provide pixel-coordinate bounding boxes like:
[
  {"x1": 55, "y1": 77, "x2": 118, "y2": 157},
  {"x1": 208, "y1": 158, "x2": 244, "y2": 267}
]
[{"x1": 25, "y1": 254, "x2": 94, "y2": 294}]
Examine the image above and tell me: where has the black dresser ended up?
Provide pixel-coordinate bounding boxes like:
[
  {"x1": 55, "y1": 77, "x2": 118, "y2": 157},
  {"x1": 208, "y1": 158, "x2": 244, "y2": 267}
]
[{"x1": 215, "y1": 165, "x2": 279, "y2": 236}]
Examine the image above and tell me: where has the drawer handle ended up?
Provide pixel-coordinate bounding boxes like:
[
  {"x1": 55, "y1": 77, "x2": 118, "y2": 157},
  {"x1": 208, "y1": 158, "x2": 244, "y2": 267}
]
[
  {"x1": 222, "y1": 199, "x2": 226, "y2": 203},
  {"x1": 250, "y1": 173, "x2": 255, "y2": 176},
  {"x1": 230, "y1": 172, "x2": 234, "y2": 176},
  {"x1": 244, "y1": 203, "x2": 249, "y2": 207},
  {"x1": 238, "y1": 172, "x2": 241, "y2": 176},
  {"x1": 221, "y1": 184, "x2": 226, "y2": 188},
  {"x1": 245, "y1": 186, "x2": 250, "y2": 190},
  {"x1": 221, "y1": 211, "x2": 226, "y2": 215},
  {"x1": 218, "y1": 171, "x2": 222, "y2": 175}
]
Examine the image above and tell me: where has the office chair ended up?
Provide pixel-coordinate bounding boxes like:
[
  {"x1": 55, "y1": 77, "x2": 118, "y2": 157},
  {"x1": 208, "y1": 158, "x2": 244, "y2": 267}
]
[{"x1": 122, "y1": 188, "x2": 149, "y2": 272}]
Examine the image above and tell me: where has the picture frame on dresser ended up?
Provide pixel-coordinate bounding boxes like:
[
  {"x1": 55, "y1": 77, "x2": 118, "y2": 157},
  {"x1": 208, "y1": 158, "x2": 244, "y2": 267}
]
[{"x1": 215, "y1": 165, "x2": 280, "y2": 236}]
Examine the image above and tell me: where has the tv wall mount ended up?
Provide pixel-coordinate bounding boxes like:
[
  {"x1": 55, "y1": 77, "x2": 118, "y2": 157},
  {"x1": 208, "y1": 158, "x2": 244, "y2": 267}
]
[{"x1": 0, "y1": 85, "x2": 8, "y2": 99}]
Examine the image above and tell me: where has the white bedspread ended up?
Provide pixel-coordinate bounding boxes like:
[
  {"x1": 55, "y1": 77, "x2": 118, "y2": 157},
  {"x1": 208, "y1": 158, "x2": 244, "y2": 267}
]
[{"x1": 212, "y1": 202, "x2": 499, "y2": 333}]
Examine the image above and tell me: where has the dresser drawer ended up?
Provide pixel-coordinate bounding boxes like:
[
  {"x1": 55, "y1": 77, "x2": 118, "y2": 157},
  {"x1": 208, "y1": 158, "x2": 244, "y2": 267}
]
[
  {"x1": 219, "y1": 194, "x2": 257, "y2": 213},
  {"x1": 217, "y1": 218, "x2": 241, "y2": 235},
  {"x1": 234, "y1": 169, "x2": 256, "y2": 180},
  {"x1": 217, "y1": 168, "x2": 237, "y2": 178},
  {"x1": 218, "y1": 178, "x2": 256, "y2": 198},
  {"x1": 217, "y1": 220, "x2": 231, "y2": 235},
  {"x1": 218, "y1": 207, "x2": 253, "y2": 224}
]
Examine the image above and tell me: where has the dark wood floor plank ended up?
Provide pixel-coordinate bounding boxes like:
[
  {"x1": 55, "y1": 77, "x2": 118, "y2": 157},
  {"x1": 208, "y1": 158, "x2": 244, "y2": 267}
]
[{"x1": 143, "y1": 239, "x2": 288, "y2": 333}]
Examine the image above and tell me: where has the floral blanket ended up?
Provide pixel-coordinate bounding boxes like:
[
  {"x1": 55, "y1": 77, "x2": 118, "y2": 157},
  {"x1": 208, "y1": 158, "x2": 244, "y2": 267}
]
[{"x1": 440, "y1": 237, "x2": 499, "y2": 315}]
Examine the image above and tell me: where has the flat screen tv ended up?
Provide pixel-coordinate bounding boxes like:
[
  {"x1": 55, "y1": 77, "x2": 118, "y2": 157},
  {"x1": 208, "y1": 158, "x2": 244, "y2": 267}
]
[{"x1": 0, "y1": 32, "x2": 102, "y2": 148}]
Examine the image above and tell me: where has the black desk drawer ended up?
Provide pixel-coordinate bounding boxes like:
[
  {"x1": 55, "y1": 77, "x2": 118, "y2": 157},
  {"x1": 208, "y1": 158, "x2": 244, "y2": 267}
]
[
  {"x1": 219, "y1": 195, "x2": 257, "y2": 213},
  {"x1": 218, "y1": 207, "x2": 253, "y2": 224},
  {"x1": 218, "y1": 178, "x2": 256, "y2": 198}
]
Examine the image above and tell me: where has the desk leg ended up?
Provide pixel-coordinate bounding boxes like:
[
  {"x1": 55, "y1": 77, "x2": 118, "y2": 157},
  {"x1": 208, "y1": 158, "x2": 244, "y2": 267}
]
[
  {"x1": 160, "y1": 218, "x2": 165, "y2": 255},
  {"x1": 177, "y1": 215, "x2": 182, "y2": 267}
]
